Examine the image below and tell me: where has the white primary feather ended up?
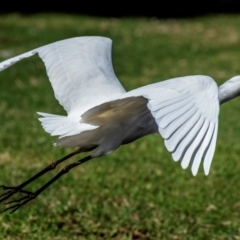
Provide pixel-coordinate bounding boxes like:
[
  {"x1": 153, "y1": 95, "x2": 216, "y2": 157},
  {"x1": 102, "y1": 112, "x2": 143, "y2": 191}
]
[{"x1": 203, "y1": 121, "x2": 218, "y2": 175}]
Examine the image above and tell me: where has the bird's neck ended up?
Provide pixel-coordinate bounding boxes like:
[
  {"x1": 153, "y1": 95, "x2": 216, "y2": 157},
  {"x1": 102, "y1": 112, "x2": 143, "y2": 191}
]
[{"x1": 219, "y1": 76, "x2": 240, "y2": 105}]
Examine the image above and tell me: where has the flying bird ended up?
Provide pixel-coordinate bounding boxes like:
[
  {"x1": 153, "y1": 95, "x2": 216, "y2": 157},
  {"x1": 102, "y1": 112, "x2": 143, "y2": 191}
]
[{"x1": 0, "y1": 36, "x2": 239, "y2": 213}]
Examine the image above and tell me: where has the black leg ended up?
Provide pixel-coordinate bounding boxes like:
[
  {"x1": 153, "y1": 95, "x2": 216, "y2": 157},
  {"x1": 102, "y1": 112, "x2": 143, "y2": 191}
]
[
  {"x1": 0, "y1": 149, "x2": 80, "y2": 204},
  {"x1": 1, "y1": 155, "x2": 92, "y2": 213}
]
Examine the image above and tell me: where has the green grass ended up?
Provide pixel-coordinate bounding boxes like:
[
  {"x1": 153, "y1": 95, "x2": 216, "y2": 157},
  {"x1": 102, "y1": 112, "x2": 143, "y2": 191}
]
[{"x1": 0, "y1": 13, "x2": 240, "y2": 239}]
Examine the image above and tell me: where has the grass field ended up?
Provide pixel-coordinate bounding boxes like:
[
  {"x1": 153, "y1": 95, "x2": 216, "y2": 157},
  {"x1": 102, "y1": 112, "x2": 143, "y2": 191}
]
[{"x1": 0, "y1": 13, "x2": 240, "y2": 239}]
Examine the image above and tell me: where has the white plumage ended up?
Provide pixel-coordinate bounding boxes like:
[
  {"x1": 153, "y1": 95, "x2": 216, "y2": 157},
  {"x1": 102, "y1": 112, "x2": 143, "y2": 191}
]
[{"x1": 1, "y1": 36, "x2": 240, "y2": 213}]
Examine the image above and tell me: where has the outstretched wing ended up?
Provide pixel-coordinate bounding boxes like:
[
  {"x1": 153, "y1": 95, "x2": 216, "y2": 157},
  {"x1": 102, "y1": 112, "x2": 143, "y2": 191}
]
[
  {"x1": 0, "y1": 37, "x2": 126, "y2": 113},
  {"x1": 126, "y1": 75, "x2": 219, "y2": 176}
]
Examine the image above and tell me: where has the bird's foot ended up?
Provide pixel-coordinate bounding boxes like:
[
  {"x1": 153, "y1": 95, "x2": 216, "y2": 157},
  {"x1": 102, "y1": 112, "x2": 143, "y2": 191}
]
[
  {"x1": 0, "y1": 185, "x2": 32, "y2": 203},
  {"x1": 1, "y1": 192, "x2": 37, "y2": 213}
]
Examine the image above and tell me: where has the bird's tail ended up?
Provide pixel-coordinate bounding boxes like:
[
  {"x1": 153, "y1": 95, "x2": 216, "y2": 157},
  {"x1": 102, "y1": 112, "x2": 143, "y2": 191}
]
[{"x1": 37, "y1": 112, "x2": 98, "y2": 139}]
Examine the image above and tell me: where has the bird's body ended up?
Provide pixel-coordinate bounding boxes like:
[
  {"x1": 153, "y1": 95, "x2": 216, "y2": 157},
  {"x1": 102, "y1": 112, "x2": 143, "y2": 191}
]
[
  {"x1": 0, "y1": 36, "x2": 240, "y2": 213},
  {"x1": 58, "y1": 96, "x2": 158, "y2": 154}
]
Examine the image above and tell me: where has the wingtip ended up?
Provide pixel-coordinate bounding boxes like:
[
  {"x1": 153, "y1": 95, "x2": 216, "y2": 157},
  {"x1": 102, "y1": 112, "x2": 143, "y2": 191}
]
[
  {"x1": 203, "y1": 164, "x2": 210, "y2": 176},
  {"x1": 191, "y1": 168, "x2": 198, "y2": 176}
]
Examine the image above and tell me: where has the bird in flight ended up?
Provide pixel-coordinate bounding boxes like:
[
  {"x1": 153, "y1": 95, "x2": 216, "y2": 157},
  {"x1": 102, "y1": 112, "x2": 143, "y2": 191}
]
[{"x1": 0, "y1": 36, "x2": 239, "y2": 213}]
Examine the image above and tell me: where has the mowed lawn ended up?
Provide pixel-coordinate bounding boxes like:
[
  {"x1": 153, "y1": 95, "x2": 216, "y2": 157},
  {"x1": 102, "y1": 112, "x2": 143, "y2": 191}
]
[{"x1": 0, "y1": 14, "x2": 240, "y2": 240}]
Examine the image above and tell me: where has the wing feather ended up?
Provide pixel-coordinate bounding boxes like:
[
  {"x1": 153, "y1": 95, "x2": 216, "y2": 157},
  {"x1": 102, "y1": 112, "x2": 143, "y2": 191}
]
[
  {"x1": 181, "y1": 120, "x2": 209, "y2": 171},
  {"x1": 164, "y1": 111, "x2": 201, "y2": 153},
  {"x1": 149, "y1": 94, "x2": 187, "y2": 112},
  {"x1": 126, "y1": 75, "x2": 219, "y2": 175},
  {"x1": 191, "y1": 122, "x2": 214, "y2": 176},
  {"x1": 158, "y1": 99, "x2": 194, "y2": 129},
  {"x1": 154, "y1": 96, "x2": 192, "y2": 119},
  {"x1": 203, "y1": 121, "x2": 218, "y2": 175},
  {"x1": 158, "y1": 103, "x2": 196, "y2": 139},
  {"x1": 172, "y1": 115, "x2": 204, "y2": 161},
  {"x1": 0, "y1": 37, "x2": 126, "y2": 114}
]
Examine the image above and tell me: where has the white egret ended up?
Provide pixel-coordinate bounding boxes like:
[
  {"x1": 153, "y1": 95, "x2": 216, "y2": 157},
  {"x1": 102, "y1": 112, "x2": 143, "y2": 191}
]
[{"x1": 0, "y1": 36, "x2": 239, "y2": 213}]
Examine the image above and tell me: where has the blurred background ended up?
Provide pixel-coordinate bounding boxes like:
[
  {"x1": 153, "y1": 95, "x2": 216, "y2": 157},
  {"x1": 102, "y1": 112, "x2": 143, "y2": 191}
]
[{"x1": 1, "y1": 3, "x2": 240, "y2": 240}]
